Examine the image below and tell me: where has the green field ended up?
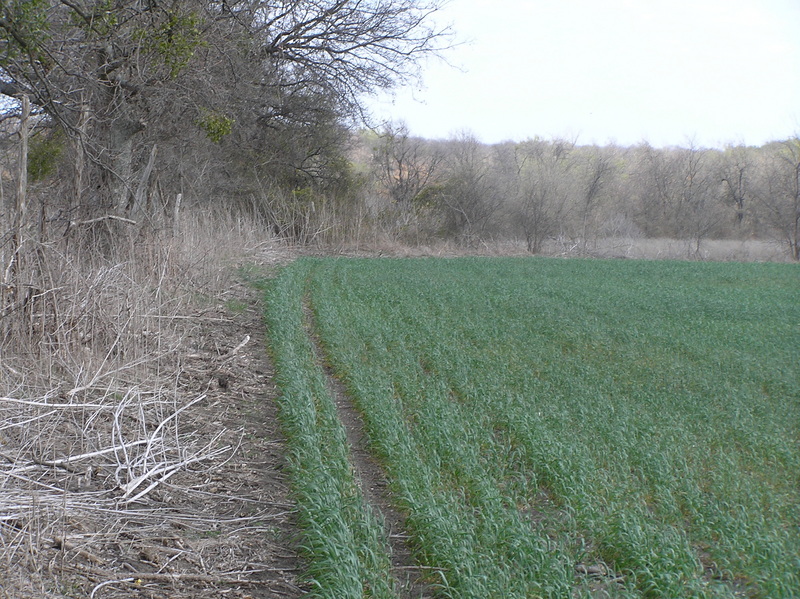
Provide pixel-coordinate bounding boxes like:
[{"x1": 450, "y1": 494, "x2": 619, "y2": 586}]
[{"x1": 262, "y1": 257, "x2": 799, "y2": 599}]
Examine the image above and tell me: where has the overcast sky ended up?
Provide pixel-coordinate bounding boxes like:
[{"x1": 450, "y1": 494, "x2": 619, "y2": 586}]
[{"x1": 365, "y1": 0, "x2": 800, "y2": 148}]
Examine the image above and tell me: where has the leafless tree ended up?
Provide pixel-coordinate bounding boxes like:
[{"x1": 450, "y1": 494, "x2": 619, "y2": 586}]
[
  {"x1": 718, "y1": 144, "x2": 752, "y2": 232},
  {"x1": 573, "y1": 147, "x2": 614, "y2": 254},
  {"x1": 633, "y1": 142, "x2": 683, "y2": 237},
  {"x1": 756, "y1": 138, "x2": 800, "y2": 260},
  {"x1": 676, "y1": 140, "x2": 721, "y2": 256},
  {"x1": 371, "y1": 120, "x2": 445, "y2": 239},
  {"x1": 438, "y1": 131, "x2": 502, "y2": 244},
  {"x1": 514, "y1": 137, "x2": 575, "y2": 253},
  {"x1": 633, "y1": 140, "x2": 721, "y2": 253}
]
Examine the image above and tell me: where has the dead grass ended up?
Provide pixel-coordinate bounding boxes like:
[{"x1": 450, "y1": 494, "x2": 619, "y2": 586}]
[
  {"x1": 332, "y1": 235, "x2": 792, "y2": 262},
  {"x1": 0, "y1": 207, "x2": 302, "y2": 598},
  {"x1": 560, "y1": 236, "x2": 791, "y2": 262}
]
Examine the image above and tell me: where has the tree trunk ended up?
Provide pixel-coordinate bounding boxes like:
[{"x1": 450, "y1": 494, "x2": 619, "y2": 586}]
[
  {"x1": 11, "y1": 96, "x2": 30, "y2": 282},
  {"x1": 131, "y1": 144, "x2": 158, "y2": 221},
  {"x1": 109, "y1": 117, "x2": 146, "y2": 214}
]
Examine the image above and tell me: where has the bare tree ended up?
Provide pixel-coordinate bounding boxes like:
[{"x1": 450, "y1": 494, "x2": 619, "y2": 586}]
[
  {"x1": 0, "y1": 0, "x2": 451, "y2": 222},
  {"x1": 633, "y1": 142, "x2": 683, "y2": 237},
  {"x1": 371, "y1": 120, "x2": 444, "y2": 239},
  {"x1": 718, "y1": 144, "x2": 752, "y2": 232},
  {"x1": 514, "y1": 137, "x2": 574, "y2": 253},
  {"x1": 632, "y1": 140, "x2": 721, "y2": 253},
  {"x1": 438, "y1": 131, "x2": 502, "y2": 244},
  {"x1": 676, "y1": 140, "x2": 720, "y2": 256},
  {"x1": 756, "y1": 138, "x2": 800, "y2": 260},
  {"x1": 574, "y1": 147, "x2": 614, "y2": 254}
]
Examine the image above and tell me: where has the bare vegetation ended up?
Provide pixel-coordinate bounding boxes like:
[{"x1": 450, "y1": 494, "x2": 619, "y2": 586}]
[
  {"x1": 0, "y1": 206, "x2": 303, "y2": 598},
  {"x1": 362, "y1": 129, "x2": 800, "y2": 260}
]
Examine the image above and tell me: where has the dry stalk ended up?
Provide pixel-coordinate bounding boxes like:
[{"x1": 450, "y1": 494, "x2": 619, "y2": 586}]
[
  {"x1": 81, "y1": 567, "x2": 287, "y2": 599},
  {"x1": 0, "y1": 204, "x2": 281, "y2": 595}
]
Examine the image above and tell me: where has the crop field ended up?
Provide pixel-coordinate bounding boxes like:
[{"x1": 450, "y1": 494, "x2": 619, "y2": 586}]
[{"x1": 262, "y1": 257, "x2": 799, "y2": 599}]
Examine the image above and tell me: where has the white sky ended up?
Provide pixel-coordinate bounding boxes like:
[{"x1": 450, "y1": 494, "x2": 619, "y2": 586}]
[{"x1": 365, "y1": 0, "x2": 800, "y2": 148}]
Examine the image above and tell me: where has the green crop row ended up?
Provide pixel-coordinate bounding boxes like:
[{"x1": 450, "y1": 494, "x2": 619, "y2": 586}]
[
  {"x1": 264, "y1": 256, "x2": 799, "y2": 598},
  {"x1": 262, "y1": 261, "x2": 396, "y2": 598}
]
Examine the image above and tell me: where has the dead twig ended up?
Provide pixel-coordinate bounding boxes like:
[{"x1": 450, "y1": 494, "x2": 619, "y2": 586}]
[
  {"x1": 65, "y1": 563, "x2": 298, "y2": 598},
  {"x1": 216, "y1": 335, "x2": 250, "y2": 364},
  {"x1": 53, "y1": 536, "x2": 104, "y2": 565},
  {"x1": 72, "y1": 215, "x2": 137, "y2": 226}
]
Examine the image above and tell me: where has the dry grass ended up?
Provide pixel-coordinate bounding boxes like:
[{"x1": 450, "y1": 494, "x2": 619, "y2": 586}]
[
  {"x1": 0, "y1": 206, "x2": 295, "y2": 597},
  {"x1": 334, "y1": 234, "x2": 792, "y2": 262},
  {"x1": 558, "y1": 236, "x2": 792, "y2": 262}
]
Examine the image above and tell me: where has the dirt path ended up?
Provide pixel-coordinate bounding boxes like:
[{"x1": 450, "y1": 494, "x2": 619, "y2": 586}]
[{"x1": 168, "y1": 279, "x2": 306, "y2": 598}]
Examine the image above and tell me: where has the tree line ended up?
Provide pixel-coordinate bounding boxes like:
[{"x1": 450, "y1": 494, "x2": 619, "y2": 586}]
[
  {"x1": 0, "y1": 0, "x2": 448, "y2": 240},
  {"x1": 0, "y1": 0, "x2": 449, "y2": 344},
  {"x1": 363, "y1": 125, "x2": 800, "y2": 260},
  {"x1": 1, "y1": 0, "x2": 797, "y2": 262}
]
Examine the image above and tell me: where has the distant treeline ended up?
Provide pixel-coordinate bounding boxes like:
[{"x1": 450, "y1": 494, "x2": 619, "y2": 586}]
[{"x1": 357, "y1": 125, "x2": 800, "y2": 260}]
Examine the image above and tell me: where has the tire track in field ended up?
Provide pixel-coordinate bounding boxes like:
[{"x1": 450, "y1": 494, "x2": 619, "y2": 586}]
[{"x1": 302, "y1": 300, "x2": 433, "y2": 599}]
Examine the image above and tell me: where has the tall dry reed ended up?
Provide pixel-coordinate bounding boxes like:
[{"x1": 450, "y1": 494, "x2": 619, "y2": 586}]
[{"x1": 0, "y1": 205, "x2": 276, "y2": 595}]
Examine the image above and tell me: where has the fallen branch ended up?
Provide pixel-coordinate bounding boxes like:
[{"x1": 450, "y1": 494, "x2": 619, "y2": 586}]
[
  {"x1": 6, "y1": 440, "x2": 150, "y2": 474},
  {"x1": 216, "y1": 335, "x2": 250, "y2": 364},
  {"x1": 98, "y1": 568, "x2": 295, "y2": 583},
  {"x1": 53, "y1": 536, "x2": 104, "y2": 565},
  {"x1": 121, "y1": 443, "x2": 229, "y2": 502},
  {"x1": 128, "y1": 394, "x2": 207, "y2": 485},
  {"x1": 0, "y1": 396, "x2": 108, "y2": 409},
  {"x1": 73, "y1": 215, "x2": 137, "y2": 227},
  {"x1": 66, "y1": 563, "x2": 296, "y2": 598},
  {"x1": 0, "y1": 409, "x2": 58, "y2": 432},
  {"x1": 148, "y1": 316, "x2": 234, "y2": 323}
]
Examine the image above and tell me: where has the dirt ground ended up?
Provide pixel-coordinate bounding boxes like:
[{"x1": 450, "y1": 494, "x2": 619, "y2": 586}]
[{"x1": 1, "y1": 275, "x2": 306, "y2": 598}]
